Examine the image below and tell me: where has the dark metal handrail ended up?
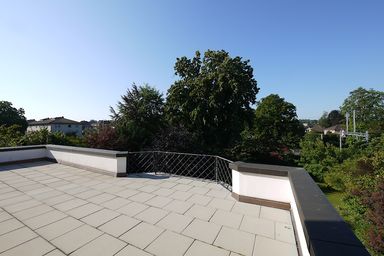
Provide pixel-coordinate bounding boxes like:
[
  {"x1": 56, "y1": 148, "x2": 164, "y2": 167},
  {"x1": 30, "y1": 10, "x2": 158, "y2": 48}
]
[{"x1": 126, "y1": 151, "x2": 232, "y2": 191}]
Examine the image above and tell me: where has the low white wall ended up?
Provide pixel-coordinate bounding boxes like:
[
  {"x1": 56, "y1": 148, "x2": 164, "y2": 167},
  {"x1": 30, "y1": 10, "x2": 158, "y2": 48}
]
[
  {"x1": 46, "y1": 150, "x2": 126, "y2": 176},
  {"x1": 232, "y1": 170, "x2": 291, "y2": 203},
  {"x1": 232, "y1": 169, "x2": 309, "y2": 256},
  {"x1": 0, "y1": 146, "x2": 127, "y2": 177},
  {"x1": 0, "y1": 148, "x2": 46, "y2": 163}
]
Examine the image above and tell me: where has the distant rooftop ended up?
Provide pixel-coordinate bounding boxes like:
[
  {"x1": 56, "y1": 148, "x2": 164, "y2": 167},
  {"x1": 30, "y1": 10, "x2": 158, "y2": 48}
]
[{"x1": 28, "y1": 117, "x2": 80, "y2": 126}]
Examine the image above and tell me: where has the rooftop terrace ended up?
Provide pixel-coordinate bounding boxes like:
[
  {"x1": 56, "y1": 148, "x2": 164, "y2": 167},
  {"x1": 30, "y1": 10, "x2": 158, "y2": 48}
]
[
  {"x1": 0, "y1": 145, "x2": 369, "y2": 256},
  {"x1": 0, "y1": 161, "x2": 296, "y2": 256}
]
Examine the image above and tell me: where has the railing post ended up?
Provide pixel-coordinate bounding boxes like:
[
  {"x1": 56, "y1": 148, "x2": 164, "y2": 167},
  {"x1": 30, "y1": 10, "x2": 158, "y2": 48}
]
[
  {"x1": 215, "y1": 156, "x2": 218, "y2": 183},
  {"x1": 152, "y1": 152, "x2": 156, "y2": 175}
]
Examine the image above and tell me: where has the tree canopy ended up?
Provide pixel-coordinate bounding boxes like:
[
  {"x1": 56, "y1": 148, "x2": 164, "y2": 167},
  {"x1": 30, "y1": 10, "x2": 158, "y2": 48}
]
[
  {"x1": 0, "y1": 101, "x2": 28, "y2": 132},
  {"x1": 253, "y1": 94, "x2": 304, "y2": 152},
  {"x1": 110, "y1": 83, "x2": 165, "y2": 150},
  {"x1": 165, "y1": 50, "x2": 259, "y2": 153},
  {"x1": 340, "y1": 87, "x2": 384, "y2": 133},
  {"x1": 235, "y1": 94, "x2": 304, "y2": 163}
]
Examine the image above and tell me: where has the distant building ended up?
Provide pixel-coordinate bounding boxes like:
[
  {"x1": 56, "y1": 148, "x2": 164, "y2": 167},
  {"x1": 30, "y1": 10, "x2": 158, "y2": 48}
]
[
  {"x1": 27, "y1": 117, "x2": 82, "y2": 136},
  {"x1": 306, "y1": 124, "x2": 324, "y2": 133},
  {"x1": 323, "y1": 124, "x2": 343, "y2": 135}
]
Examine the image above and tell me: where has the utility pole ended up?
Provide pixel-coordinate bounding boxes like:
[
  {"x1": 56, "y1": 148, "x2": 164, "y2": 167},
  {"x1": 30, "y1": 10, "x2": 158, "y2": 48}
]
[
  {"x1": 345, "y1": 112, "x2": 350, "y2": 134},
  {"x1": 353, "y1": 110, "x2": 356, "y2": 133}
]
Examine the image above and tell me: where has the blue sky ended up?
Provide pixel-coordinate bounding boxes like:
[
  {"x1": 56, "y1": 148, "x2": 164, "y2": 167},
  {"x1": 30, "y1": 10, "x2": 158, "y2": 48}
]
[{"x1": 1, "y1": 0, "x2": 383, "y2": 121}]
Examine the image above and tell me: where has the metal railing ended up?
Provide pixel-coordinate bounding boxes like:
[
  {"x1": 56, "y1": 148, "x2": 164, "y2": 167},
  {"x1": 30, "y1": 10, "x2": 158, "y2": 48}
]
[{"x1": 126, "y1": 151, "x2": 232, "y2": 191}]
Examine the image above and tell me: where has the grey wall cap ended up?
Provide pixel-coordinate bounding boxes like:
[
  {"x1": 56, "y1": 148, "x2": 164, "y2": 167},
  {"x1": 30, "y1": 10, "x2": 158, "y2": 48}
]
[
  {"x1": 229, "y1": 161, "x2": 303, "y2": 177},
  {"x1": 0, "y1": 145, "x2": 46, "y2": 152},
  {"x1": 229, "y1": 161, "x2": 369, "y2": 256},
  {"x1": 45, "y1": 145, "x2": 128, "y2": 158}
]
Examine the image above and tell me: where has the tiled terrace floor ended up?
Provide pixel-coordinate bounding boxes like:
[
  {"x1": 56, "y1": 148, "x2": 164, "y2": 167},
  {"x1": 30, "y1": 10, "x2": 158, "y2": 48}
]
[{"x1": 0, "y1": 162, "x2": 298, "y2": 256}]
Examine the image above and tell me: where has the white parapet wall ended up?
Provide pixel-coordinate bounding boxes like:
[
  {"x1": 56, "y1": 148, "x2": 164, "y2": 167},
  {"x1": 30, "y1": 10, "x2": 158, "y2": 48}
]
[
  {"x1": 230, "y1": 162, "x2": 310, "y2": 256},
  {"x1": 0, "y1": 145, "x2": 128, "y2": 177},
  {"x1": 0, "y1": 145, "x2": 46, "y2": 163}
]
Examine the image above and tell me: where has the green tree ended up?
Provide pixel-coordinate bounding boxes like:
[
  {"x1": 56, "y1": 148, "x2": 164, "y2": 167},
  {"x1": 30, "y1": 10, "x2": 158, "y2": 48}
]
[
  {"x1": 299, "y1": 133, "x2": 341, "y2": 182},
  {"x1": 328, "y1": 110, "x2": 344, "y2": 126},
  {"x1": 235, "y1": 94, "x2": 304, "y2": 164},
  {"x1": 0, "y1": 125, "x2": 23, "y2": 147},
  {"x1": 165, "y1": 50, "x2": 259, "y2": 153},
  {"x1": 0, "y1": 101, "x2": 28, "y2": 132},
  {"x1": 253, "y1": 94, "x2": 304, "y2": 152},
  {"x1": 111, "y1": 83, "x2": 165, "y2": 150},
  {"x1": 340, "y1": 87, "x2": 384, "y2": 133},
  {"x1": 318, "y1": 111, "x2": 330, "y2": 128}
]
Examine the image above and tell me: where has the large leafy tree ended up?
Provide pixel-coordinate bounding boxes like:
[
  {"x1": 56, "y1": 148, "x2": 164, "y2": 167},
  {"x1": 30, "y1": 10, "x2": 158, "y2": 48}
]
[
  {"x1": 340, "y1": 87, "x2": 384, "y2": 133},
  {"x1": 0, "y1": 101, "x2": 28, "y2": 132},
  {"x1": 165, "y1": 50, "x2": 259, "y2": 153},
  {"x1": 253, "y1": 94, "x2": 304, "y2": 151},
  {"x1": 235, "y1": 94, "x2": 304, "y2": 163},
  {"x1": 111, "y1": 84, "x2": 165, "y2": 150},
  {"x1": 253, "y1": 94, "x2": 304, "y2": 152}
]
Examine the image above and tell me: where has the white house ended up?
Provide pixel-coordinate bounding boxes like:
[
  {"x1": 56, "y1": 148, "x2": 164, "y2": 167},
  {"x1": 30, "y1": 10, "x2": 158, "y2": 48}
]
[{"x1": 27, "y1": 117, "x2": 82, "y2": 136}]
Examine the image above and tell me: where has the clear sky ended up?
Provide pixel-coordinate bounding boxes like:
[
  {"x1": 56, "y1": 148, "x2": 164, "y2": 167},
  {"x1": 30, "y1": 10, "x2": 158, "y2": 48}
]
[{"x1": 1, "y1": 0, "x2": 383, "y2": 121}]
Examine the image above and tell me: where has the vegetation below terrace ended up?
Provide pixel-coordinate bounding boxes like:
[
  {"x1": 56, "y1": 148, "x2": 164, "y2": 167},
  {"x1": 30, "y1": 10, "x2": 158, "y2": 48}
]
[{"x1": 1, "y1": 50, "x2": 383, "y2": 255}]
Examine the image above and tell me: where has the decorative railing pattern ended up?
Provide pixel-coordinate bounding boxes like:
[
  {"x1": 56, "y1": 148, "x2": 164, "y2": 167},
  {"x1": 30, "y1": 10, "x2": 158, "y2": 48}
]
[{"x1": 126, "y1": 151, "x2": 232, "y2": 191}]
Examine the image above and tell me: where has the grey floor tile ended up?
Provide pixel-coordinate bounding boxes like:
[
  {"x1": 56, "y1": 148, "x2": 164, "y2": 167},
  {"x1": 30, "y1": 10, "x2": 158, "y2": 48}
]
[
  {"x1": 87, "y1": 193, "x2": 116, "y2": 204},
  {"x1": 24, "y1": 210, "x2": 67, "y2": 229},
  {"x1": 275, "y1": 222, "x2": 295, "y2": 244},
  {"x1": 214, "y1": 226, "x2": 255, "y2": 256},
  {"x1": 145, "y1": 196, "x2": 173, "y2": 208},
  {"x1": 44, "y1": 249, "x2": 66, "y2": 256},
  {"x1": 146, "y1": 230, "x2": 193, "y2": 256},
  {"x1": 210, "y1": 210, "x2": 243, "y2": 229},
  {"x1": 66, "y1": 203, "x2": 103, "y2": 219},
  {"x1": 0, "y1": 211, "x2": 13, "y2": 223},
  {"x1": 114, "y1": 245, "x2": 152, "y2": 256},
  {"x1": 240, "y1": 216, "x2": 274, "y2": 239},
  {"x1": 231, "y1": 202, "x2": 261, "y2": 218},
  {"x1": 188, "y1": 187, "x2": 210, "y2": 195},
  {"x1": 118, "y1": 189, "x2": 139, "y2": 198},
  {"x1": 153, "y1": 188, "x2": 174, "y2": 196},
  {"x1": 169, "y1": 191, "x2": 193, "y2": 201},
  {"x1": 13, "y1": 204, "x2": 54, "y2": 221},
  {"x1": 3, "y1": 200, "x2": 42, "y2": 214},
  {"x1": 0, "y1": 227, "x2": 37, "y2": 253},
  {"x1": 120, "y1": 222, "x2": 164, "y2": 249},
  {"x1": 117, "y1": 202, "x2": 148, "y2": 217},
  {"x1": 71, "y1": 233, "x2": 126, "y2": 256},
  {"x1": 157, "y1": 212, "x2": 193, "y2": 233},
  {"x1": 187, "y1": 194, "x2": 213, "y2": 206},
  {"x1": 100, "y1": 197, "x2": 131, "y2": 210},
  {"x1": 259, "y1": 206, "x2": 292, "y2": 225},
  {"x1": 163, "y1": 200, "x2": 193, "y2": 214},
  {"x1": 135, "y1": 207, "x2": 169, "y2": 224},
  {"x1": 81, "y1": 208, "x2": 120, "y2": 227},
  {"x1": 183, "y1": 218, "x2": 221, "y2": 244},
  {"x1": 206, "y1": 189, "x2": 230, "y2": 199},
  {"x1": 0, "y1": 218, "x2": 24, "y2": 236},
  {"x1": 129, "y1": 192, "x2": 155, "y2": 203},
  {"x1": 139, "y1": 185, "x2": 159, "y2": 193},
  {"x1": 208, "y1": 198, "x2": 235, "y2": 211},
  {"x1": 0, "y1": 237, "x2": 54, "y2": 256},
  {"x1": 36, "y1": 217, "x2": 83, "y2": 241},
  {"x1": 185, "y1": 205, "x2": 216, "y2": 221},
  {"x1": 185, "y1": 240, "x2": 230, "y2": 256},
  {"x1": 253, "y1": 235, "x2": 298, "y2": 256},
  {"x1": 99, "y1": 215, "x2": 140, "y2": 237},
  {"x1": 51, "y1": 225, "x2": 102, "y2": 254}
]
